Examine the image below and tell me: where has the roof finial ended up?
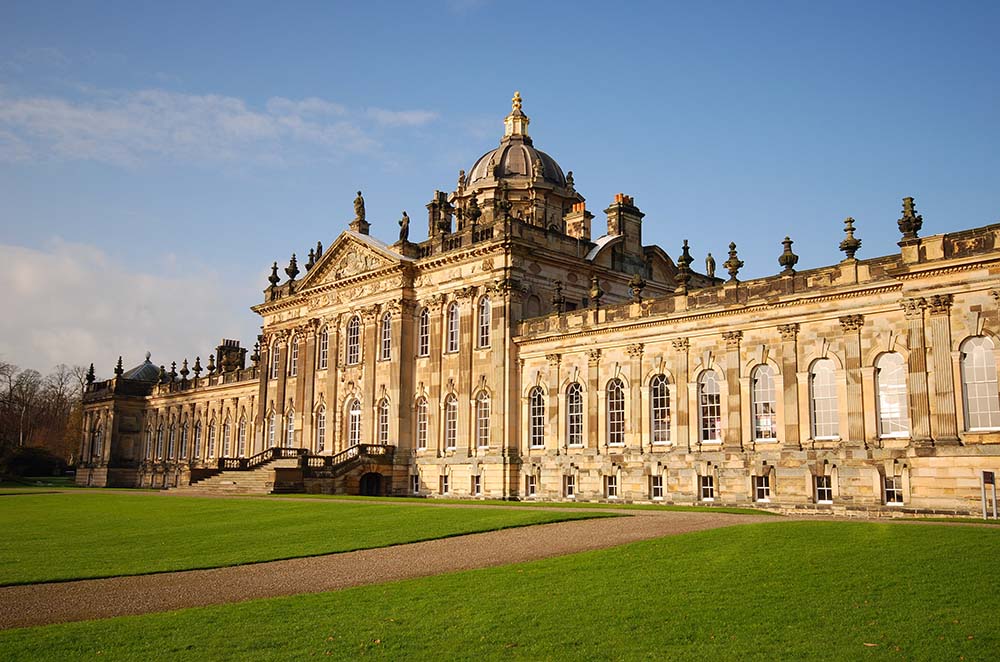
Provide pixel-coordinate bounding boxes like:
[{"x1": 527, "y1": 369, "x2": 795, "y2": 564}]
[{"x1": 503, "y1": 91, "x2": 530, "y2": 139}]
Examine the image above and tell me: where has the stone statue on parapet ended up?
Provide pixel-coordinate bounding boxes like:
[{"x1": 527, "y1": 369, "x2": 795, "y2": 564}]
[
  {"x1": 354, "y1": 190, "x2": 366, "y2": 222},
  {"x1": 705, "y1": 252, "x2": 716, "y2": 279},
  {"x1": 399, "y1": 211, "x2": 410, "y2": 242}
]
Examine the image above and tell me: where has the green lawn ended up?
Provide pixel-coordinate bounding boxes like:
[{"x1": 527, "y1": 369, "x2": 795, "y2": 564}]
[
  {"x1": 275, "y1": 492, "x2": 775, "y2": 516},
  {"x1": 0, "y1": 493, "x2": 613, "y2": 585},
  {"x1": 1, "y1": 521, "x2": 996, "y2": 660}
]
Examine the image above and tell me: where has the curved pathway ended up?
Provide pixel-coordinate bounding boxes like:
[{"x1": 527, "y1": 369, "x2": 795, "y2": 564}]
[{"x1": 0, "y1": 509, "x2": 771, "y2": 629}]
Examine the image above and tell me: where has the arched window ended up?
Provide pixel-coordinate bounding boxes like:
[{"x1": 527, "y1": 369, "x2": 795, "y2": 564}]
[
  {"x1": 566, "y1": 383, "x2": 584, "y2": 446},
  {"x1": 222, "y1": 421, "x2": 232, "y2": 456},
  {"x1": 607, "y1": 379, "x2": 625, "y2": 446},
  {"x1": 348, "y1": 400, "x2": 361, "y2": 446},
  {"x1": 876, "y1": 352, "x2": 910, "y2": 437},
  {"x1": 180, "y1": 423, "x2": 189, "y2": 458},
  {"x1": 380, "y1": 312, "x2": 392, "y2": 360},
  {"x1": 446, "y1": 302, "x2": 460, "y2": 353},
  {"x1": 444, "y1": 395, "x2": 458, "y2": 449},
  {"x1": 476, "y1": 391, "x2": 491, "y2": 448},
  {"x1": 416, "y1": 397, "x2": 428, "y2": 449},
  {"x1": 417, "y1": 308, "x2": 430, "y2": 357},
  {"x1": 193, "y1": 422, "x2": 202, "y2": 458},
  {"x1": 378, "y1": 398, "x2": 390, "y2": 444},
  {"x1": 809, "y1": 359, "x2": 839, "y2": 439},
  {"x1": 477, "y1": 296, "x2": 491, "y2": 348},
  {"x1": 145, "y1": 428, "x2": 153, "y2": 459},
  {"x1": 318, "y1": 327, "x2": 329, "y2": 370},
  {"x1": 155, "y1": 425, "x2": 164, "y2": 458},
  {"x1": 529, "y1": 387, "x2": 545, "y2": 448},
  {"x1": 286, "y1": 411, "x2": 295, "y2": 448},
  {"x1": 167, "y1": 425, "x2": 176, "y2": 459},
  {"x1": 289, "y1": 336, "x2": 299, "y2": 376},
  {"x1": 698, "y1": 371, "x2": 721, "y2": 443},
  {"x1": 650, "y1": 375, "x2": 670, "y2": 444},
  {"x1": 346, "y1": 316, "x2": 361, "y2": 365},
  {"x1": 237, "y1": 418, "x2": 247, "y2": 456},
  {"x1": 961, "y1": 336, "x2": 1000, "y2": 431},
  {"x1": 751, "y1": 365, "x2": 777, "y2": 441},
  {"x1": 269, "y1": 342, "x2": 280, "y2": 380},
  {"x1": 267, "y1": 414, "x2": 275, "y2": 447},
  {"x1": 207, "y1": 421, "x2": 216, "y2": 457},
  {"x1": 316, "y1": 407, "x2": 326, "y2": 453}
]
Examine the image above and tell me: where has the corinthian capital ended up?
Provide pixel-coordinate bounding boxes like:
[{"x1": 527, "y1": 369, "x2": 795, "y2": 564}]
[
  {"x1": 839, "y1": 315, "x2": 864, "y2": 332},
  {"x1": 722, "y1": 330, "x2": 743, "y2": 347},
  {"x1": 927, "y1": 294, "x2": 953, "y2": 316},
  {"x1": 900, "y1": 297, "x2": 926, "y2": 320}
]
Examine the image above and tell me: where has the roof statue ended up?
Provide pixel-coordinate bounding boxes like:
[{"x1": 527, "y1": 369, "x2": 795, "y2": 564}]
[
  {"x1": 398, "y1": 211, "x2": 410, "y2": 242},
  {"x1": 354, "y1": 190, "x2": 366, "y2": 222}
]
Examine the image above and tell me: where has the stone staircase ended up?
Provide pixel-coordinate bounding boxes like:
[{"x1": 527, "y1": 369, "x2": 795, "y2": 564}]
[
  {"x1": 168, "y1": 447, "x2": 307, "y2": 496},
  {"x1": 167, "y1": 444, "x2": 397, "y2": 496}
]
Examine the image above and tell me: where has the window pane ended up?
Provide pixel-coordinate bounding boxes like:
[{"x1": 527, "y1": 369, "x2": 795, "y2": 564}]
[
  {"x1": 650, "y1": 375, "x2": 670, "y2": 444},
  {"x1": 699, "y1": 372, "x2": 721, "y2": 442},
  {"x1": 607, "y1": 379, "x2": 625, "y2": 445},
  {"x1": 751, "y1": 365, "x2": 777, "y2": 440},
  {"x1": 810, "y1": 359, "x2": 839, "y2": 439},
  {"x1": 876, "y1": 353, "x2": 910, "y2": 437}
]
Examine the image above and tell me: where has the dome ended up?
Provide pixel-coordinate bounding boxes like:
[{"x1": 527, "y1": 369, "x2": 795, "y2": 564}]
[
  {"x1": 466, "y1": 91, "x2": 568, "y2": 188},
  {"x1": 467, "y1": 140, "x2": 567, "y2": 187},
  {"x1": 122, "y1": 352, "x2": 160, "y2": 382}
]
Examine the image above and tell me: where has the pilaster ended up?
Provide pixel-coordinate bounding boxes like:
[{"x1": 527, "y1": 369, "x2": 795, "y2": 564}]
[
  {"x1": 839, "y1": 315, "x2": 866, "y2": 443},
  {"x1": 927, "y1": 294, "x2": 959, "y2": 443},
  {"x1": 777, "y1": 324, "x2": 801, "y2": 450},
  {"x1": 627, "y1": 343, "x2": 644, "y2": 452},
  {"x1": 722, "y1": 331, "x2": 742, "y2": 450},
  {"x1": 900, "y1": 297, "x2": 932, "y2": 444},
  {"x1": 672, "y1": 338, "x2": 691, "y2": 451}
]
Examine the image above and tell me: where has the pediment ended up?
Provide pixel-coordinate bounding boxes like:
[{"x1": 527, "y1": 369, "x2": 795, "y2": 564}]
[{"x1": 298, "y1": 231, "x2": 408, "y2": 289}]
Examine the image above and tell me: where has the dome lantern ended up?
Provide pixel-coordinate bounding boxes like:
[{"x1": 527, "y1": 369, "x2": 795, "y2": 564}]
[{"x1": 503, "y1": 91, "x2": 530, "y2": 139}]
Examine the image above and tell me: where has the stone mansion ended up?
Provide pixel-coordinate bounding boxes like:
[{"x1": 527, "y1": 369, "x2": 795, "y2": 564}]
[{"x1": 79, "y1": 93, "x2": 1000, "y2": 516}]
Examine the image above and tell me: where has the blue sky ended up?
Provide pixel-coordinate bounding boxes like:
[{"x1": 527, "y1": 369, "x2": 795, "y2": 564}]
[{"x1": 1, "y1": 1, "x2": 998, "y2": 375}]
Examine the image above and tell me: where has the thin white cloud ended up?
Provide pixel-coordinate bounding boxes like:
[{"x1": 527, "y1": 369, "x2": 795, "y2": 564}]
[
  {"x1": 367, "y1": 108, "x2": 439, "y2": 127},
  {"x1": 0, "y1": 239, "x2": 260, "y2": 377},
  {"x1": 0, "y1": 87, "x2": 436, "y2": 167}
]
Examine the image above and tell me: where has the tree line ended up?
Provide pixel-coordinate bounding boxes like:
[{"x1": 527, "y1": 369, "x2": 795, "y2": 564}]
[{"x1": 0, "y1": 361, "x2": 85, "y2": 469}]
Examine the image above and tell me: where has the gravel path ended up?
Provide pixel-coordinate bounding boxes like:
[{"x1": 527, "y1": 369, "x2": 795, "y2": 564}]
[{"x1": 0, "y1": 509, "x2": 771, "y2": 630}]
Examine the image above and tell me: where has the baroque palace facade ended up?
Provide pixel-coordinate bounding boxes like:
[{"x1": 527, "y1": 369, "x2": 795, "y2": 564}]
[{"x1": 79, "y1": 94, "x2": 1000, "y2": 516}]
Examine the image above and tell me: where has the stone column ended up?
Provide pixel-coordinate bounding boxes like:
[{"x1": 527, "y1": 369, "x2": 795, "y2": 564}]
[
  {"x1": 722, "y1": 331, "x2": 742, "y2": 450},
  {"x1": 777, "y1": 324, "x2": 800, "y2": 450},
  {"x1": 327, "y1": 315, "x2": 342, "y2": 453},
  {"x1": 275, "y1": 332, "x2": 289, "y2": 425},
  {"x1": 392, "y1": 300, "x2": 413, "y2": 452},
  {"x1": 839, "y1": 315, "x2": 866, "y2": 443},
  {"x1": 456, "y1": 288, "x2": 476, "y2": 454},
  {"x1": 672, "y1": 338, "x2": 691, "y2": 451},
  {"x1": 928, "y1": 294, "x2": 958, "y2": 443},
  {"x1": 300, "y1": 321, "x2": 319, "y2": 451},
  {"x1": 900, "y1": 298, "x2": 932, "y2": 444},
  {"x1": 587, "y1": 349, "x2": 601, "y2": 454},
  {"x1": 362, "y1": 306, "x2": 379, "y2": 445},
  {"x1": 427, "y1": 295, "x2": 445, "y2": 457},
  {"x1": 546, "y1": 354, "x2": 561, "y2": 453},
  {"x1": 256, "y1": 336, "x2": 270, "y2": 445},
  {"x1": 627, "y1": 343, "x2": 644, "y2": 452}
]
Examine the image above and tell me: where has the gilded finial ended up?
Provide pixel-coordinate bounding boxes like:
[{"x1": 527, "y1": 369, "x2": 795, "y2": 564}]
[{"x1": 512, "y1": 91, "x2": 522, "y2": 113}]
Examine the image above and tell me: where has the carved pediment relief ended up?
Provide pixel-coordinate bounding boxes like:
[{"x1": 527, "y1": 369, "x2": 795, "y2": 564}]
[{"x1": 298, "y1": 233, "x2": 404, "y2": 289}]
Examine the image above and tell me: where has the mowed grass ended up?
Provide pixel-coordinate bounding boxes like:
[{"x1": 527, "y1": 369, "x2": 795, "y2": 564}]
[
  {"x1": 1, "y1": 521, "x2": 996, "y2": 661},
  {"x1": 0, "y1": 493, "x2": 613, "y2": 585},
  {"x1": 275, "y1": 493, "x2": 775, "y2": 516}
]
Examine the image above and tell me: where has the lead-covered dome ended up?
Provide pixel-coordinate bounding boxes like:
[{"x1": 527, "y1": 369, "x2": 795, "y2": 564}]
[
  {"x1": 466, "y1": 91, "x2": 568, "y2": 187},
  {"x1": 468, "y1": 140, "x2": 566, "y2": 186}
]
